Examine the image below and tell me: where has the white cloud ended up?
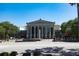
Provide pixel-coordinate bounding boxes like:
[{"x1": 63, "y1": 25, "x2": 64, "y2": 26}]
[{"x1": 19, "y1": 27, "x2": 25, "y2": 30}]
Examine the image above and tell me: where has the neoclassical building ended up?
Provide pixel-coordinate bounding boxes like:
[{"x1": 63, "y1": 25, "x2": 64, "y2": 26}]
[{"x1": 26, "y1": 19, "x2": 55, "y2": 39}]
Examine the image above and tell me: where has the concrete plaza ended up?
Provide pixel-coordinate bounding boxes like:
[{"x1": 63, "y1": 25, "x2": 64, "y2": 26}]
[{"x1": 0, "y1": 39, "x2": 79, "y2": 53}]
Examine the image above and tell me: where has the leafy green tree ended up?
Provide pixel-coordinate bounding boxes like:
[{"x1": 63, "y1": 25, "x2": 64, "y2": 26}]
[
  {"x1": 61, "y1": 22, "x2": 67, "y2": 33},
  {"x1": 70, "y1": 3, "x2": 79, "y2": 39},
  {"x1": 0, "y1": 26, "x2": 5, "y2": 39},
  {"x1": 71, "y1": 18, "x2": 78, "y2": 37},
  {"x1": 0, "y1": 21, "x2": 19, "y2": 40},
  {"x1": 61, "y1": 18, "x2": 78, "y2": 41}
]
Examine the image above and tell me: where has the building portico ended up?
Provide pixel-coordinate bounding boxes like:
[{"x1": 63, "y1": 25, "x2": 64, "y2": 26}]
[{"x1": 26, "y1": 19, "x2": 55, "y2": 39}]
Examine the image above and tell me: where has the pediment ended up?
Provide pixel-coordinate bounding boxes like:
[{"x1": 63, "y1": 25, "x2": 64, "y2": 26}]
[{"x1": 27, "y1": 19, "x2": 54, "y2": 24}]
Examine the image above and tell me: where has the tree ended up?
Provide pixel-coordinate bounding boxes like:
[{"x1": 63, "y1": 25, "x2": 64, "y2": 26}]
[
  {"x1": 61, "y1": 18, "x2": 78, "y2": 41},
  {"x1": 0, "y1": 21, "x2": 19, "y2": 40},
  {"x1": 70, "y1": 3, "x2": 79, "y2": 40},
  {"x1": 71, "y1": 18, "x2": 78, "y2": 37},
  {"x1": 61, "y1": 22, "x2": 67, "y2": 33},
  {"x1": 0, "y1": 26, "x2": 5, "y2": 39}
]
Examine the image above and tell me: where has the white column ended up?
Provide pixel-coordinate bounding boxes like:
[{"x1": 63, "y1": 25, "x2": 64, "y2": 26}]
[
  {"x1": 53, "y1": 27, "x2": 55, "y2": 38},
  {"x1": 27, "y1": 29, "x2": 28, "y2": 39},
  {"x1": 42, "y1": 26, "x2": 43, "y2": 39},
  {"x1": 30, "y1": 27, "x2": 32, "y2": 39},
  {"x1": 37, "y1": 26, "x2": 39, "y2": 38},
  {"x1": 45, "y1": 27, "x2": 47, "y2": 39},
  {"x1": 26, "y1": 26, "x2": 28, "y2": 39},
  {"x1": 34, "y1": 26, "x2": 36, "y2": 38},
  {"x1": 28, "y1": 26, "x2": 30, "y2": 39},
  {"x1": 49, "y1": 27, "x2": 51, "y2": 39},
  {"x1": 39, "y1": 28, "x2": 41, "y2": 39}
]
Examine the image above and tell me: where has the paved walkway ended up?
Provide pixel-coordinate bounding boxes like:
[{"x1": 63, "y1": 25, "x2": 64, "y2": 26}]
[{"x1": 0, "y1": 39, "x2": 79, "y2": 53}]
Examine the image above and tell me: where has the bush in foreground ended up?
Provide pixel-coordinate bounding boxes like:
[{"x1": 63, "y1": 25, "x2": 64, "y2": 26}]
[
  {"x1": 0, "y1": 52, "x2": 9, "y2": 56},
  {"x1": 32, "y1": 49, "x2": 42, "y2": 56},
  {"x1": 22, "y1": 52, "x2": 31, "y2": 56},
  {"x1": 10, "y1": 51, "x2": 18, "y2": 56}
]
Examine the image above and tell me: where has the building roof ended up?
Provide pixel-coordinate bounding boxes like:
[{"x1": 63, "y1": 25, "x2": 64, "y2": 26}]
[{"x1": 27, "y1": 19, "x2": 55, "y2": 24}]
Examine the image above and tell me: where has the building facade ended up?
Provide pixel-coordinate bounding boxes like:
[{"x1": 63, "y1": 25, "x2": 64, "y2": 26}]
[{"x1": 26, "y1": 19, "x2": 55, "y2": 39}]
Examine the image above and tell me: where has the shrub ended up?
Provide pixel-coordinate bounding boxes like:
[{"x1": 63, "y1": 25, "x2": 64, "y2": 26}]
[
  {"x1": 10, "y1": 51, "x2": 18, "y2": 56},
  {"x1": 22, "y1": 52, "x2": 31, "y2": 56},
  {"x1": 33, "y1": 50, "x2": 41, "y2": 56},
  {"x1": 42, "y1": 54, "x2": 52, "y2": 56},
  {"x1": 22, "y1": 49, "x2": 32, "y2": 56},
  {"x1": 0, "y1": 52, "x2": 9, "y2": 56}
]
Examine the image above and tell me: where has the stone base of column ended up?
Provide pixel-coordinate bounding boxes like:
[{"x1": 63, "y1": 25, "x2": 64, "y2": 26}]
[
  {"x1": 49, "y1": 34, "x2": 51, "y2": 39},
  {"x1": 45, "y1": 35, "x2": 47, "y2": 39}
]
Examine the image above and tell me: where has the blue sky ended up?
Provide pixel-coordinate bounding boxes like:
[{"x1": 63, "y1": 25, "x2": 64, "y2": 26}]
[{"x1": 0, "y1": 3, "x2": 77, "y2": 30}]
